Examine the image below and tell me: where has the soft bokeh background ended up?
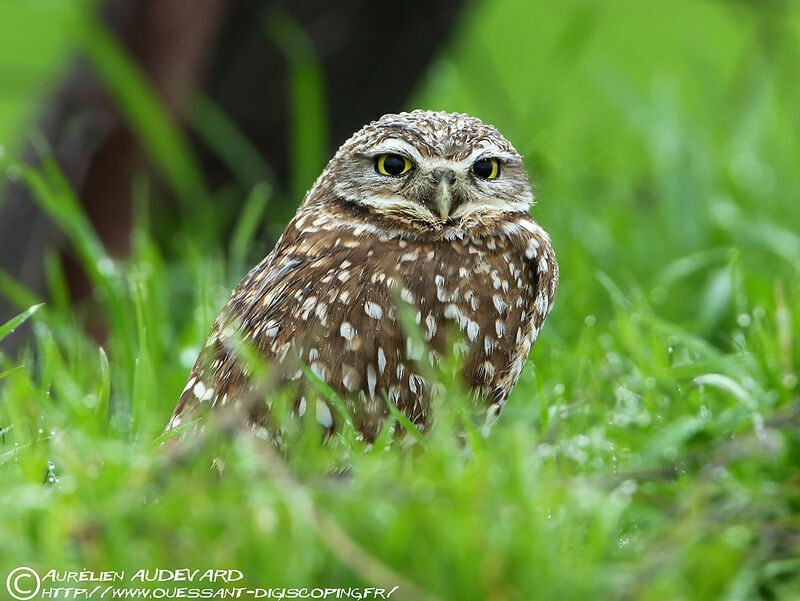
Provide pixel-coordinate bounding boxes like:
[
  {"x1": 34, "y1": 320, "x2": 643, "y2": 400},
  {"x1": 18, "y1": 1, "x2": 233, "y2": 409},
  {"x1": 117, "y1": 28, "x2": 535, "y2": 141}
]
[{"x1": 1, "y1": 1, "x2": 799, "y2": 600}]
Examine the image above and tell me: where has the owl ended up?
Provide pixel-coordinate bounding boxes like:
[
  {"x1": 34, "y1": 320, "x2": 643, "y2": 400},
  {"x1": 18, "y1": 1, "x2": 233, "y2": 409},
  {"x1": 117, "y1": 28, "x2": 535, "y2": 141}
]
[{"x1": 167, "y1": 110, "x2": 558, "y2": 442}]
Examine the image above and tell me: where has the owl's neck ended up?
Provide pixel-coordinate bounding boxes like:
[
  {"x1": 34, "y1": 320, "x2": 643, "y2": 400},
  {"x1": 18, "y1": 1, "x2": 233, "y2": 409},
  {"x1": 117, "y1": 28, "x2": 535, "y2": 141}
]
[{"x1": 299, "y1": 195, "x2": 528, "y2": 243}]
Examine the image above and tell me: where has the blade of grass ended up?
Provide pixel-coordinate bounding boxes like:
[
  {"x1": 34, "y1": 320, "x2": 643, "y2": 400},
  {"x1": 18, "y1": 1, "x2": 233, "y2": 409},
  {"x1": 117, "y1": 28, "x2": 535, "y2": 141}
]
[
  {"x1": 262, "y1": 8, "x2": 328, "y2": 203},
  {"x1": 0, "y1": 303, "x2": 43, "y2": 342},
  {"x1": 230, "y1": 182, "x2": 272, "y2": 269},
  {"x1": 297, "y1": 360, "x2": 359, "y2": 447},
  {"x1": 381, "y1": 392, "x2": 424, "y2": 442},
  {"x1": 190, "y1": 94, "x2": 276, "y2": 189}
]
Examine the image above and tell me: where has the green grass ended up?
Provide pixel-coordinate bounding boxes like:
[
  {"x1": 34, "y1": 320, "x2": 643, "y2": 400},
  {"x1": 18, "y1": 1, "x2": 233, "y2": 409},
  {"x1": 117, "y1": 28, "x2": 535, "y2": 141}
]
[{"x1": 1, "y1": 1, "x2": 800, "y2": 600}]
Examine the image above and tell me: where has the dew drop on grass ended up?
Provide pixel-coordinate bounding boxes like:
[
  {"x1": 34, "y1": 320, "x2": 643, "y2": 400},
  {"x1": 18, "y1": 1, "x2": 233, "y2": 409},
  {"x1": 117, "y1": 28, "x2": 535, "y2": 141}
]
[
  {"x1": 736, "y1": 313, "x2": 751, "y2": 327},
  {"x1": 44, "y1": 460, "x2": 59, "y2": 486}
]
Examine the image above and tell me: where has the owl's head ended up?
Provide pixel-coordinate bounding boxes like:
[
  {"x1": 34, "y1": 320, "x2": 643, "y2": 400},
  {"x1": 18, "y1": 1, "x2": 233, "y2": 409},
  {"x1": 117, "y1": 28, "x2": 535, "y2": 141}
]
[{"x1": 314, "y1": 111, "x2": 534, "y2": 229}]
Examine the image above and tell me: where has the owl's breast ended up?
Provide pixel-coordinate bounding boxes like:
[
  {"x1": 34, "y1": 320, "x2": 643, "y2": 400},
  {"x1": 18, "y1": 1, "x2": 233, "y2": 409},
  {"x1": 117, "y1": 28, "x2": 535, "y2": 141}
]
[{"x1": 209, "y1": 212, "x2": 556, "y2": 439}]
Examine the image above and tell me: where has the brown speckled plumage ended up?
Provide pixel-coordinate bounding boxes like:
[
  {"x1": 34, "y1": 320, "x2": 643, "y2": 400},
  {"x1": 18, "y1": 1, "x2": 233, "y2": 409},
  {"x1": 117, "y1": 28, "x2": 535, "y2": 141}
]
[{"x1": 167, "y1": 110, "x2": 558, "y2": 442}]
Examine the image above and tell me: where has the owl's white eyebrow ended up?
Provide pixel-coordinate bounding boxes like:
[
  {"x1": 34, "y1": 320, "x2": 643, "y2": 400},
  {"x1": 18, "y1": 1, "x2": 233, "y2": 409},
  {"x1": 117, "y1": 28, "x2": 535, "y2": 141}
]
[
  {"x1": 368, "y1": 139, "x2": 423, "y2": 161},
  {"x1": 366, "y1": 139, "x2": 518, "y2": 172}
]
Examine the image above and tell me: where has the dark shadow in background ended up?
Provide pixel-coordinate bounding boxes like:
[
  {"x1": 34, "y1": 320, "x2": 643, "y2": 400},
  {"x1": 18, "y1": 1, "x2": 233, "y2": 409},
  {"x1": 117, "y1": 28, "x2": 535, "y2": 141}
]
[{"x1": 0, "y1": 0, "x2": 468, "y2": 347}]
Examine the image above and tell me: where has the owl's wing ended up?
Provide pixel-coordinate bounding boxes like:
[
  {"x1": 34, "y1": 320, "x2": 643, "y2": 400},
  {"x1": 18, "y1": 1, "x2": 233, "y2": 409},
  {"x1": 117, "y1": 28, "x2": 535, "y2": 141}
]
[
  {"x1": 165, "y1": 238, "x2": 304, "y2": 431},
  {"x1": 165, "y1": 213, "x2": 381, "y2": 432},
  {"x1": 487, "y1": 215, "x2": 558, "y2": 406}
]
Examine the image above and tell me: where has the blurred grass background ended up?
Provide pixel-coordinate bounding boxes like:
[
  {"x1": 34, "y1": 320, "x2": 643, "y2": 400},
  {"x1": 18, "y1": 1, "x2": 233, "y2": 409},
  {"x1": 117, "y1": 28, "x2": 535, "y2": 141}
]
[{"x1": 1, "y1": 1, "x2": 799, "y2": 600}]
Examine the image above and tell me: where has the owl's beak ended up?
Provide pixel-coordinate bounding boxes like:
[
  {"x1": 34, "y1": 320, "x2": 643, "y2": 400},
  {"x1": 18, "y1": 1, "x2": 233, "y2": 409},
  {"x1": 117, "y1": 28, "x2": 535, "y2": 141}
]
[{"x1": 431, "y1": 169, "x2": 456, "y2": 219}]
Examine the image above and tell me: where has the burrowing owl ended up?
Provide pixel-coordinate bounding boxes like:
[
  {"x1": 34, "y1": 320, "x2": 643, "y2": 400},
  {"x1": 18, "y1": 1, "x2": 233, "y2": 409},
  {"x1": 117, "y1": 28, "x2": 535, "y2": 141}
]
[{"x1": 167, "y1": 110, "x2": 558, "y2": 442}]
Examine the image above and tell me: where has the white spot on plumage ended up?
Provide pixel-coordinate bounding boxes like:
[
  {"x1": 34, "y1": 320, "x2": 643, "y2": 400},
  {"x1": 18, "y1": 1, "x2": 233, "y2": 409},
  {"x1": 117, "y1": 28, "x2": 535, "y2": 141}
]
[
  {"x1": 364, "y1": 301, "x2": 384, "y2": 320},
  {"x1": 316, "y1": 400, "x2": 333, "y2": 428},
  {"x1": 467, "y1": 320, "x2": 480, "y2": 342},
  {"x1": 182, "y1": 377, "x2": 196, "y2": 395},
  {"x1": 495, "y1": 319, "x2": 506, "y2": 338},
  {"x1": 342, "y1": 363, "x2": 360, "y2": 392},
  {"x1": 492, "y1": 294, "x2": 507, "y2": 314},
  {"x1": 378, "y1": 347, "x2": 387, "y2": 374},
  {"x1": 340, "y1": 322, "x2": 356, "y2": 340},
  {"x1": 193, "y1": 380, "x2": 214, "y2": 402},
  {"x1": 538, "y1": 257, "x2": 549, "y2": 273},
  {"x1": 314, "y1": 304, "x2": 328, "y2": 325},
  {"x1": 535, "y1": 291, "x2": 548, "y2": 316},
  {"x1": 262, "y1": 321, "x2": 280, "y2": 338},
  {"x1": 425, "y1": 313, "x2": 437, "y2": 341},
  {"x1": 367, "y1": 364, "x2": 377, "y2": 399},
  {"x1": 400, "y1": 288, "x2": 414, "y2": 304},
  {"x1": 311, "y1": 361, "x2": 327, "y2": 381},
  {"x1": 525, "y1": 237, "x2": 540, "y2": 259},
  {"x1": 409, "y1": 374, "x2": 425, "y2": 395},
  {"x1": 444, "y1": 303, "x2": 463, "y2": 323}
]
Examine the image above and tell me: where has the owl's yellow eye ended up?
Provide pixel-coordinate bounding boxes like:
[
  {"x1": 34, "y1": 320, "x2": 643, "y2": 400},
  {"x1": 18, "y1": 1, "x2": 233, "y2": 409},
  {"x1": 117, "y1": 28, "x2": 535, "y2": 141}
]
[
  {"x1": 471, "y1": 158, "x2": 500, "y2": 179},
  {"x1": 376, "y1": 154, "x2": 412, "y2": 176}
]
